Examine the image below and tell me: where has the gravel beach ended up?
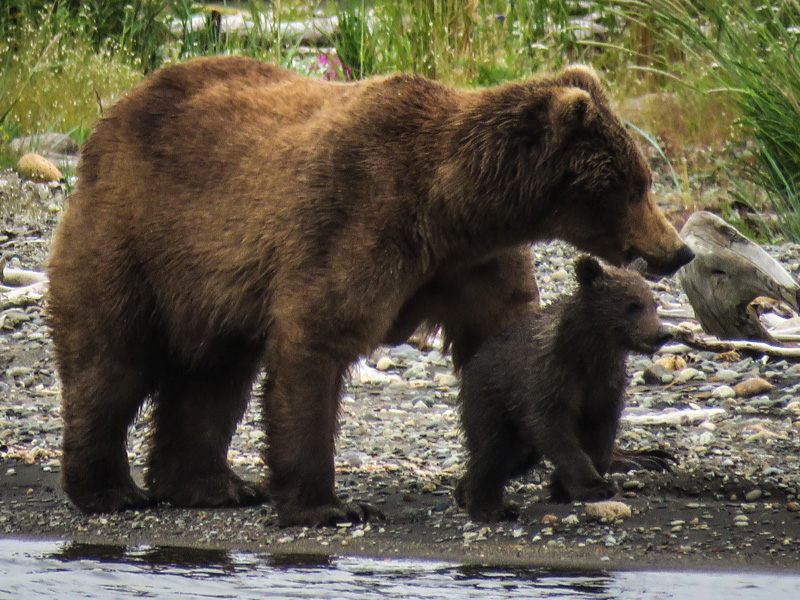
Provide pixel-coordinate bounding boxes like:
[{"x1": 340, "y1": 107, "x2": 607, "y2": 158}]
[{"x1": 1, "y1": 170, "x2": 799, "y2": 571}]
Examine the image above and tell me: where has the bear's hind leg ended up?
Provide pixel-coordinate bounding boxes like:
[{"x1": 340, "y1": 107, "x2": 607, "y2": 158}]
[
  {"x1": 145, "y1": 354, "x2": 265, "y2": 508},
  {"x1": 60, "y1": 357, "x2": 152, "y2": 513}
]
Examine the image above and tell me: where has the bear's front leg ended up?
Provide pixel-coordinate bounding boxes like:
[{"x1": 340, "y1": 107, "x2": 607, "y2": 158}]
[
  {"x1": 263, "y1": 341, "x2": 384, "y2": 527},
  {"x1": 541, "y1": 419, "x2": 617, "y2": 503}
]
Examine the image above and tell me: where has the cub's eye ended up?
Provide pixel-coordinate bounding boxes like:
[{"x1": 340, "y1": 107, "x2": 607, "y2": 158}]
[{"x1": 626, "y1": 301, "x2": 644, "y2": 315}]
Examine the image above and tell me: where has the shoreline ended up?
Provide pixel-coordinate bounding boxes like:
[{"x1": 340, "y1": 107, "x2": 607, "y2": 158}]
[{"x1": 2, "y1": 459, "x2": 800, "y2": 573}]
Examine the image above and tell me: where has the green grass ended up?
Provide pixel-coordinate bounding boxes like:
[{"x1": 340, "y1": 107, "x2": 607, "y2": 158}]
[
  {"x1": 0, "y1": 4, "x2": 142, "y2": 167},
  {"x1": 625, "y1": 0, "x2": 800, "y2": 239}
]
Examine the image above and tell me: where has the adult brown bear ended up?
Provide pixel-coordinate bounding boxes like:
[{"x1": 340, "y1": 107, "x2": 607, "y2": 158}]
[{"x1": 47, "y1": 56, "x2": 693, "y2": 526}]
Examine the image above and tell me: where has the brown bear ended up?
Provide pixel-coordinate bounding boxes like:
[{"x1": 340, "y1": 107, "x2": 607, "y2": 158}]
[
  {"x1": 47, "y1": 56, "x2": 693, "y2": 527},
  {"x1": 455, "y1": 256, "x2": 673, "y2": 522}
]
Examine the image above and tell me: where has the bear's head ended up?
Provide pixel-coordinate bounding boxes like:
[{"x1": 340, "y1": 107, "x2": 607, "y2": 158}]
[
  {"x1": 575, "y1": 255, "x2": 673, "y2": 354},
  {"x1": 457, "y1": 66, "x2": 694, "y2": 277}
]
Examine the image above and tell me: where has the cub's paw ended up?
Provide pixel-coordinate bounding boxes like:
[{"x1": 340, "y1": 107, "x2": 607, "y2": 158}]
[
  {"x1": 573, "y1": 480, "x2": 617, "y2": 503},
  {"x1": 277, "y1": 501, "x2": 386, "y2": 528},
  {"x1": 550, "y1": 476, "x2": 616, "y2": 503},
  {"x1": 66, "y1": 484, "x2": 153, "y2": 514},
  {"x1": 467, "y1": 501, "x2": 520, "y2": 523}
]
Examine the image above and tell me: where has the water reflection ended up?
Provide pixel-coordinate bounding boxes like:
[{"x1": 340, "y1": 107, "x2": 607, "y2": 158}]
[{"x1": 0, "y1": 539, "x2": 797, "y2": 600}]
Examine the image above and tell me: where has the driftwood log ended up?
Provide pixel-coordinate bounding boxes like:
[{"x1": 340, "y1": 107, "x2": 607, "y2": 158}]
[
  {"x1": 678, "y1": 211, "x2": 800, "y2": 344},
  {"x1": 0, "y1": 261, "x2": 48, "y2": 309},
  {"x1": 670, "y1": 326, "x2": 800, "y2": 361}
]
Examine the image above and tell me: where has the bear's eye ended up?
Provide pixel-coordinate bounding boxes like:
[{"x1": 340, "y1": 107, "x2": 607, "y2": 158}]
[{"x1": 626, "y1": 301, "x2": 644, "y2": 315}]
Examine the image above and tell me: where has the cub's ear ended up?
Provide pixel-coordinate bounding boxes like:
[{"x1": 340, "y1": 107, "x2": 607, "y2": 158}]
[
  {"x1": 575, "y1": 256, "x2": 605, "y2": 288},
  {"x1": 552, "y1": 64, "x2": 605, "y2": 99}
]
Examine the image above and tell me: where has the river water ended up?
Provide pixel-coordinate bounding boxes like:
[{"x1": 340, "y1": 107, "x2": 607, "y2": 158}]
[{"x1": 0, "y1": 539, "x2": 798, "y2": 599}]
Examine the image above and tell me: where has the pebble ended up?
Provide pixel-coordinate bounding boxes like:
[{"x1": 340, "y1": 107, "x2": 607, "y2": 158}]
[
  {"x1": 375, "y1": 357, "x2": 394, "y2": 371},
  {"x1": 712, "y1": 385, "x2": 736, "y2": 399},
  {"x1": 541, "y1": 514, "x2": 559, "y2": 525},
  {"x1": 643, "y1": 363, "x2": 673, "y2": 384},
  {"x1": 16, "y1": 153, "x2": 63, "y2": 183},
  {"x1": 716, "y1": 369, "x2": 740, "y2": 383},
  {"x1": 655, "y1": 355, "x2": 686, "y2": 371},
  {"x1": 733, "y1": 377, "x2": 773, "y2": 398},
  {"x1": 584, "y1": 501, "x2": 631, "y2": 521},
  {"x1": 745, "y1": 489, "x2": 763, "y2": 502},
  {"x1": 676, "y1": 367, "x2": 701, "y2": 383}
]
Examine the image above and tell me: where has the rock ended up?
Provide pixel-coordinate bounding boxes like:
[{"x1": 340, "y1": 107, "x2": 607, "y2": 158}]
[
  {"x1": 375, "y1": 356, "x2": 394, "y2": 371},
  {"x1": 734, "y1": 377, "x2": 773, "y2": 398},
  {"x1": 550, "y1": 268, "x2": 569, "y2": 281},
  {"x1": 712, "y1": 385, "x2": 736, "y2": 399},
  {"x1": 585, "y1": 501, "x2": 631, "y2": 521},
  {"x1": 433, "y1": 372, "x2": 459, "y2": 387},
  {"x1": 643, "y1": 363, "x2": 673, "y2": 384},
  {"x1": 676, "y1": 367, "x2": 701, "y2": 383},
  {"x1": 744, "y1": 489, "x2": 763, "y2": 502},
  {"x1": 655, "y1": 355, "x2": 686, "y2": 371},
  {"x1": 562, "y1": 514, "x2": 580, "y2": 526},
  {"x1": 541, "y1": 514, "x2": 559, "y2": 525},
  {"x1": 16, "y1": 153, "x2": 63, "y2": 183},
  {"x1": 716, "y1": 369, "x2": 739, "y2": 383}
]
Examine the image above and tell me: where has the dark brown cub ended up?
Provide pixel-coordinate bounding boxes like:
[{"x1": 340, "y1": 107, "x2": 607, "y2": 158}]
[{"x1": 456, "y1": 256, "x2": 672, "y2": 521}]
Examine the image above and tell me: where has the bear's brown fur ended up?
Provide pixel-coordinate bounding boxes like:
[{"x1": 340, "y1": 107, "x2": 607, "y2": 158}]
[
  {"x1": 47, "y1": 56, "x2": 693, "y2": 526},
  {"x1": 455, "y1": 256, "x2": 672, "y2": 521}
]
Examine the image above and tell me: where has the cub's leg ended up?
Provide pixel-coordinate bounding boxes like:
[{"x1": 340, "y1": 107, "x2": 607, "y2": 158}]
[
  {"x1": 145, "y1": 348, "x2": 265, "y2": 507},
  {"x1": 457, "y1": 442, "x2": 536, "y2": 522},
  {"x1": 543, "y1": 414, "x2": 617, "y2": 503}
]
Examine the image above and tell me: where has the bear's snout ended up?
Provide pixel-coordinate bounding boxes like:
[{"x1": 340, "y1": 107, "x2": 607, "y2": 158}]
[
  {"x1": 671, "y1": 244, "x2": 695, "y2": 270},
  {"x1": 654, "y1": 326, "x2": 674, "y2": 348}
]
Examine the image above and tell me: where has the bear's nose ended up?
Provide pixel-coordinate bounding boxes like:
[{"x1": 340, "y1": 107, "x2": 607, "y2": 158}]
[
  {"x1": 673, "y1": 244, "x2": 695, "y2": 269},
  {"x1": 655, "y1": 327, "x2": 674, "y2": 348}
]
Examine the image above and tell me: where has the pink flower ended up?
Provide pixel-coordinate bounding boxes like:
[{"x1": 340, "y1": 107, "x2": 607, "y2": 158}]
[{"x1": 318, "y1": 52, "x2": 351, "y2": 81}]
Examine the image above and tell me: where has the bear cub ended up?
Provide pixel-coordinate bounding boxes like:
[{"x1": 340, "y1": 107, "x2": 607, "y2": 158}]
[{"x1": 455, "y1": 256, "x2": 672, "y2": 521}]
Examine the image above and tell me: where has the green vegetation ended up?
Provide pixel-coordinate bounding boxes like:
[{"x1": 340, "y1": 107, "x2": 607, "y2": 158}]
[{"x1": 1, "y1": 1, "x2": 798, "y2": 240}]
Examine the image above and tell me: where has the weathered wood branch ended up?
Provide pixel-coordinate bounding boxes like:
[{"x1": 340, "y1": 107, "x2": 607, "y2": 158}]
[
  {"x1": 1, "y1": 267, "x2": 48, "y2": 287},
  {"x1": 678, "y1": 211, "x2": 800, "y2": 344},
  {"x1": 670, "y1": 326, "x2": 800, "y2": 360}
]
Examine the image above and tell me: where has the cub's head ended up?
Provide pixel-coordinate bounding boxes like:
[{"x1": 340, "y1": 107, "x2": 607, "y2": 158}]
[{"x1": 575, "y1": 255, "x2": 673, "y2": 354}]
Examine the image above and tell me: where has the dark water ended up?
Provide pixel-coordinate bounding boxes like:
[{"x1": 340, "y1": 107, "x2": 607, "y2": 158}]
[{"x1": 0, "y1": 539, "x2": 798, "y2": 599}]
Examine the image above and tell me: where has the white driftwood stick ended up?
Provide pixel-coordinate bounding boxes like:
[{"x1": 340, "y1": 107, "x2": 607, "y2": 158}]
[
  {"x1": 1, "y1": 267, "x2": 48, "y2": 287},
  {"x1": 622, "y1": 407, "x2": 727, "y2": 427},
  {"x1": 671, "y1": 326, "x2": 800, "y2": 360}
]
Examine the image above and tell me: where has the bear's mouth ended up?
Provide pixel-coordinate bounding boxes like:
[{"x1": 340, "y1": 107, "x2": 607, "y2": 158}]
[{"x1": 625, "y1": 244, "x2": 696, "y2": 280}]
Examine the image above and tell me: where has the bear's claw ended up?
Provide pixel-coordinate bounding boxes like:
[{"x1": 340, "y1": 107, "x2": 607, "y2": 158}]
[{"x1": 277, "y1": 501, "x2": 386, "y2": 528}]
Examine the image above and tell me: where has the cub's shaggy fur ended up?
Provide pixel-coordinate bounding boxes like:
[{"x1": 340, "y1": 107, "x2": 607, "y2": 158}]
[{"x1": 456, "y1": 257, "x2": 672, "y2": 521}]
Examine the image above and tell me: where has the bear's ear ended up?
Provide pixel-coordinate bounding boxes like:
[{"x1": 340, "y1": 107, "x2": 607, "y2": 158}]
[
  {"x1": 551, "y1": 87, "x2": 596, "y2": 128},
  {"x1": 575, "y1": 255, "x2": 605, "y2": 288},
  {"x1": 552, "y1": 65, "x2": 605, "y2": 99}
]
